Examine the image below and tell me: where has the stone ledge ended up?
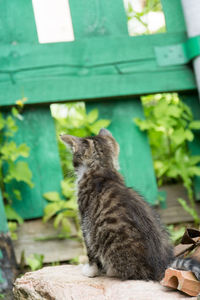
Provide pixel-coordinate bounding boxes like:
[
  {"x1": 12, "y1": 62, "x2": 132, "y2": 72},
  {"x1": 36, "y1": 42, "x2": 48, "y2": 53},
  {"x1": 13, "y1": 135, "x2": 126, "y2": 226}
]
[{"x1": 13, "y1": 265, "x2": 197, "y2": 300}]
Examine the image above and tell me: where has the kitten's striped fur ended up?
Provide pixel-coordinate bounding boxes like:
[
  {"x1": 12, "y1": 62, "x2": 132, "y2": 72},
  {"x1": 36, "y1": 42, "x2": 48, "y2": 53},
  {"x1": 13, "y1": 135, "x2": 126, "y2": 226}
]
[{"x1": 61, "y1": 129, "x2": 200, "y2": 281}]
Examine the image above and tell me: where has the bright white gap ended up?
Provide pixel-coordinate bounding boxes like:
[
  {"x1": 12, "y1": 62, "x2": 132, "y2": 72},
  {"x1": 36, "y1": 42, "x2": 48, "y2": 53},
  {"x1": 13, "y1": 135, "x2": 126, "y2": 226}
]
[{"x1": 32, "y1": 0, "x2": 74, "y2": 44}]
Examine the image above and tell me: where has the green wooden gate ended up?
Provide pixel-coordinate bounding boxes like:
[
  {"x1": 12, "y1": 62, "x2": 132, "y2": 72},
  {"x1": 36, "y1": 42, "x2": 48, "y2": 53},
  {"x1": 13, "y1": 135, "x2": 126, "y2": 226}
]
[{"x1": 0, "y1": 0, "x2": 200, "y2": 287}]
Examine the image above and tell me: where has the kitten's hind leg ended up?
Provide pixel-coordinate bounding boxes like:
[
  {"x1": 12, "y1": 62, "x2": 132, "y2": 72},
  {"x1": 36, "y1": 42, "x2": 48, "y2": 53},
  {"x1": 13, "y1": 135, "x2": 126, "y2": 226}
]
[{"x1": 82, "y1": 263, "x2": 99, "y2": 277}]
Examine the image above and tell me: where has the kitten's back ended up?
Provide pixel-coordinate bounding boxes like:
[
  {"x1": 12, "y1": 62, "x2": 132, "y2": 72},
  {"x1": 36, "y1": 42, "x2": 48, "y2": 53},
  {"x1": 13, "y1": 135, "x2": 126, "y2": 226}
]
[{"x1": 78, "y1": 168, "x2": 173, "y2": 280}]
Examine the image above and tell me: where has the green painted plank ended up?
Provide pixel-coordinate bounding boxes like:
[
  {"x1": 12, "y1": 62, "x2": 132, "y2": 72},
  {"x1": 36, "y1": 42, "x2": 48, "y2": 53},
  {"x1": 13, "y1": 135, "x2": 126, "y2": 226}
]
[
  {"x1": 161, "y1": 0, "x2": 186, "y2": 33},
  {"x1": 0, "y1": 32, "x2": 187, "y2": 72},
  {"x1": 86, "y1": 99, "x2": 158, "y2": 205},
  {"x1": 0, "y1": 191, "x2": 8, "y2": 233},
  {"x1": 3, "y1": 106, "x2": 63, "y2": 219},
  {"x1": 1, "y1": 31, "x2": 196, "y2": 106},
  {"x1": 69, "y1": 0, "x2": 128, "y2": 39},
  {"x1": 0, "y1": 0, "x2": 38, "y2": 44},
  {"x1": 181, "y1": 92, "x2": 200, "y2": 201},
  {"x1": 0, "y1": 67, "x2": 196, "y2": 106},
  {"x1": 0, "y1": 0, "x2": 127, "y2": 43}
]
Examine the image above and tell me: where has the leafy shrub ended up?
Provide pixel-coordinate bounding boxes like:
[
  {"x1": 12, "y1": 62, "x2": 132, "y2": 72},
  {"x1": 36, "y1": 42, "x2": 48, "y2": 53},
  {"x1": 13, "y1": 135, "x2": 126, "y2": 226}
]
[
  {"x1": 43, "y1": 103, "x2": 111, "y2": 238},
  {"x1": 26, "y1": 253, "x2": 44, "y2": 271},
  {"x1": 134, "y1": 93, "x2": 200, "y2": 224},
  {"x1": 0, "y1": 100, "x2": 33, "y2": 231}
]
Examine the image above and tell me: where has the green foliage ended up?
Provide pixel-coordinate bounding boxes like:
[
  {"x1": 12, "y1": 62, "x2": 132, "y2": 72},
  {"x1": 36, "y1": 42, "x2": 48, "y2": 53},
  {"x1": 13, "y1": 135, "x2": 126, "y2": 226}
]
[
  {"x1": 52, "y1": 103, "x2": 110, "y2": 176},
  {"x1": 26, "y1": 253, "x2": 44, "y2": 271},
  {"x1": 134, "y1": 93, "x2": 200, "y2": 223},
  {"x1": 8, "y1": 221, "x2": 18, "y2": 240},
  {"x1": 5, "y1": 205, "x2": 23, "y2": 224},
  {"x1": 43, "y1": 179, "x2": 79, "y2": 239},
  {"x1": 178, "y1": 198, "x2": 199, "y2": 224},
  {"x1": 69, "y1": 256, "x2": 80, "y2": 265},
  {"x1": 0, "y1": 102, "x2": 33, "y2": 232},
  {"x1": 43, "y1": 103, "x2": 111, "y2": 239},
  {"x1": 126, "y1": 0, "x2": 164, "y2": 36},
  {"x1": 167, "y1": 225, "x2": 185, "y2": 245}
]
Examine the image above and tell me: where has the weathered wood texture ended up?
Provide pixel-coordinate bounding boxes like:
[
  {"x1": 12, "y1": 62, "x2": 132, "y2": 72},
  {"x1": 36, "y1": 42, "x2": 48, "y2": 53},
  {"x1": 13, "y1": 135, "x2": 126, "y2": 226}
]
[
  {"x1": 3, "y1": 106, "x2": 63, "y2": 219},
  {"x1": 13, "y1": 219, "x2": 83, "y2": 264},
  {"x1": 87, "y1": 99, "x2": 158, "y2": 205},
  {"x1": 0, "y1": 233, "x2": 17, "y2": 292},
  {"x1": 158, "y1": 184, "x2": 200, "y2": 224}
]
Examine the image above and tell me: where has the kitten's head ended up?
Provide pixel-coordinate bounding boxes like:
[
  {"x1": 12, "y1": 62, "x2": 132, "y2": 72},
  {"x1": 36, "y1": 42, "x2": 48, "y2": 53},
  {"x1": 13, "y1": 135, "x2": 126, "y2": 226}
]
[{"x1": 60, "y1": 129, "x2": 120, "y2": 172}]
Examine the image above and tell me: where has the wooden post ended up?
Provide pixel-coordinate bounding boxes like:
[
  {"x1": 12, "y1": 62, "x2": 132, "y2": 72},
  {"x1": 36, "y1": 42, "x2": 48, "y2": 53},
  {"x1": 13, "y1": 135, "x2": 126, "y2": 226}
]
[{"x1": 0, "y1": 191, "x2": 17, "y2": 293}]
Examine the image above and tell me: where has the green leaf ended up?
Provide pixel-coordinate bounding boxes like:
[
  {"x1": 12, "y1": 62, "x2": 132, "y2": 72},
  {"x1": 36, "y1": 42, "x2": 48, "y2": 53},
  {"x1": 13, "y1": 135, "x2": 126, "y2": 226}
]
[
  {"x1": 8, "y1": 221, "x2": 18, "y2": 240},
  {"x1": 5, "y1": 161, "x2": 34, "y2": 188},
  {"x1": 178, "y1": 198, "x2": 200, "y2": 223},
  {"x1": 43, "y1": 191, "x2": 62, "y2": 202},
  {"x1": 54, "y1": 213, "x2": 64, "y2": 228},
  {"x1": 188, "y1": 166, "x2": 200, "y2": 176},
  {"x1": 6, "y1": 116, "x2": 17, "y2": 133},
  {"x1": 26, "y1": 254, "x2": 44, "y2": 271},
  {"x1": 13, "y1": 189, "x2": 22, "y2": 201},
  {"x1": 189, "y1": 120, "x2": 200, "y2": 130},
  {"x1": 87, "y1": 109, "x2": 98, "y2": 124},
  {"x1": 5, "y1": 205, "x2": 23, "y2": 224},
  {"x1": 61, "y1": 218, "x2": 71, "y2": 234},
  {"x1": 134, "y1": 118, "x2": 151, "y2": 131},
  {"x1": 61, "y1": 179, "x2": 75, "y2": 198},
  {"x1": 167, "y1": 105, "x2": 181, "y2": 118},
  {"x1": 171, "y1": 128, "x2": 185, "y2": 145},
  {"x1": 62, "y1": 209, "x2": 77, "y2": 217},
  {"x1": 88, "y1": 119, "x2": 111, "y2": 134},
  {"x1": 43, "y1": 202, "x2": 61, "y2": 222},
  {"x1": 190, "y1": 155, "x2": 200, "y2": 165},
  {"x1": 184, "y1": 129, "x2": 194, "y2": 142},
  {"x1": 11, "y1": 107, "x2": 19, "y2": 117},
  {"x1": 153, "y1": 101, "x2": 168, "y2": 118},
  {"x1": 167, "y1": 225, "x2": 185, "y2": 244},
  {"x1": 17, "y1": 144, "x2": 30, "y2": 157},
  {"x1": 0, "y1": 113, "x2": 5, "y2": 130}
]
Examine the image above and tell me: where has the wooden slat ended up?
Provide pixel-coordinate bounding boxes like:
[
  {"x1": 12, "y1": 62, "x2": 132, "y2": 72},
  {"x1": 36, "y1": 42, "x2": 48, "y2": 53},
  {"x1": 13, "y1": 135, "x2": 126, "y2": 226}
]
[
  {"x1": 158, "y1": 184, "x2": 200, "y2": 224},
  {"x1": 0, "y1": 0, "x2": 38, "y2": 44},
  {"x1": 0, "y1": 67, "x2": 196, "y2": 106},
  {"x1": 0, "y1": 0, "x2": 196, "y2": 107},
  {"x1": 86, "y1": 99, "x2": 158, "y2": 205},
  {"x1": 4, "y1": 106, "x2": 63, "y2": 219},
  {"x1": 0, "y1": 32, "x2": 187, "y2": 71},
  {"x1": 69, "y1": 0, "x2": 128, "y2": 38},
  {"x1": 13, "y1": 219, "x2": 83, "y2": 264},
  {"x1": 161, "y1": 0, "x2": 186, "y2": 33}
]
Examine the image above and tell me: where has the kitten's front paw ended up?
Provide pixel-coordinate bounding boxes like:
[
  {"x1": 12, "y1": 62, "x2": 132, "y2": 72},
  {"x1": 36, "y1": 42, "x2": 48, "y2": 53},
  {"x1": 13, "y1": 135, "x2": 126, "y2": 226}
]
[{"x1": 82, "y1": 263, "x2": 99, "y2": 278}]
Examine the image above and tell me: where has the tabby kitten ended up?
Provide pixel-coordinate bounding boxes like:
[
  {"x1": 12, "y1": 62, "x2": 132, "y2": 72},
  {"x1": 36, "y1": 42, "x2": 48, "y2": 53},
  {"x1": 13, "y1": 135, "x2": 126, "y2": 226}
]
[{"x1": 61, "y1": 129, "x2": 200, "y2": 281}]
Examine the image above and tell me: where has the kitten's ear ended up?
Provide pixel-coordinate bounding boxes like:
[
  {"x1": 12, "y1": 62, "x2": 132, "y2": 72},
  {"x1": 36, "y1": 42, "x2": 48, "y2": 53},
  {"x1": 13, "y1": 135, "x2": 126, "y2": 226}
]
[
  {"x1": 99, "y1": 128, "x2": 112, "y2": 137},
  {"x1": 60, "y1": 134, "x2": 79, "y2": 152}
]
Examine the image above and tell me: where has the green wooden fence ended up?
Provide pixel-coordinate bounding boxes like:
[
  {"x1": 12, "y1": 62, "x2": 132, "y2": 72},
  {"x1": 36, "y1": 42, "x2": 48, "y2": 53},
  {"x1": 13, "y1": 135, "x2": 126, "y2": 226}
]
[{"x1": 0, "y1": 0, "x2": 199, "y2": 230}]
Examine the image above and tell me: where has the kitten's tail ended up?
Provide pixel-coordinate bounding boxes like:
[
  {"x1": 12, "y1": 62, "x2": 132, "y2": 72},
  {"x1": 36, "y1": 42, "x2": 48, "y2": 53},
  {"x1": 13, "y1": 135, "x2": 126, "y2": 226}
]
[{"x1": 171, "y1": 257, "x2": 200, "y2": 280}]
